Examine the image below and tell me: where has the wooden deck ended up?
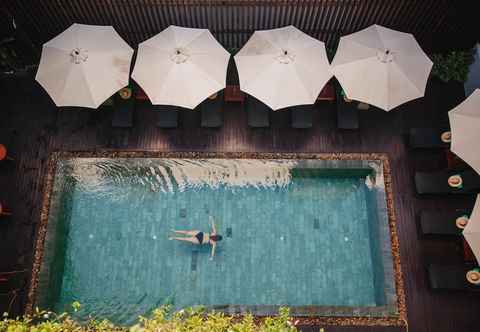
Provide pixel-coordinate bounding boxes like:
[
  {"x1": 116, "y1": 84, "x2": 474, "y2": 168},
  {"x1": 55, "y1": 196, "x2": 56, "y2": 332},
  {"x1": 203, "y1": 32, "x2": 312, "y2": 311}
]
[{"x1": 1, "y1": 75, "x2": 479, "y2": 332}]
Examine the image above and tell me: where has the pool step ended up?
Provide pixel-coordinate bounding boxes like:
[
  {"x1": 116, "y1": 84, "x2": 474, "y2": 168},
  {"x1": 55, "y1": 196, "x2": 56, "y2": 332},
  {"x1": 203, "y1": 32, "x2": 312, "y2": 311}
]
[
  {"x1": 191, "y1": 250, "x2": 198, "y2": 271},
  {"x1": 291, "y1": 168, "x2": 371, "y2": 178}
]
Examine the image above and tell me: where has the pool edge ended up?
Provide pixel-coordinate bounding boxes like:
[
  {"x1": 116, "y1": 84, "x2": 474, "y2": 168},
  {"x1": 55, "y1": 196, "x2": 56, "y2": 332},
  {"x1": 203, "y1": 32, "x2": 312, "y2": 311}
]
[
  {"x1": 27, "y1": 151, "x2": 407, "y2": 328},
  {"x1": 27, "y1": 152, "x2": 59, "y2": 315}
]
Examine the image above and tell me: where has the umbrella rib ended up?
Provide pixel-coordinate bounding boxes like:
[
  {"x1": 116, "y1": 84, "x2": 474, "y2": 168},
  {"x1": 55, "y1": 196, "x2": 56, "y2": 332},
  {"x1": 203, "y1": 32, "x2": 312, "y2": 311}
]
[
  {"x1": 292, "y1": 63, "x2": 317, "y2": 102},
  {"x1": 235, "y1": 49, "x2": 278, "y2": 57},
  {"x1": 74, "y1": 24, "x2": 80, "y2": 50},
  {"x1": 36, "y1": 58, "x2": 72, "y2": 79},
  {"x1": 347, "y1": 39, "x2": 381, "y2": 54},
  {"x1": 332, "y1": 40, "x2": 378, "y2": 68},
  {"x1": 252, "y1": 30, "x2": 283, "y2": 51},
  {"x1": 237, "y1": 32, "x2": 279, "y2": 57},
  {"x1": 182, "y1": 29, "x2": 211, "y2": 51},
  {"x1": 392, "y1": 54, "x2": 432, "y2": 91},
  {"x1": 188, "y1": 56, "x2": 226, "y2": 87},
  {"x1": 391, "y1": 62, "x2": 422, "y2": 95},
  {"x1": 146, "y1": 62, "x2": 177, "y2": 104},
  {"x1": 374, "y1": 25, "x2": 388, "y2": 50},
  {"x1": 240, "y1": 61, "x2": 278, "y2": 92},
  {"x1": 332, "y1": 54, "x2": 378, "y2": 70},
  {"x1": 56, "y1": 64, "x2": 95, "y2": 107},
  {"x1": 78, "y1": 64, "x2": 97, "y2": 107}
]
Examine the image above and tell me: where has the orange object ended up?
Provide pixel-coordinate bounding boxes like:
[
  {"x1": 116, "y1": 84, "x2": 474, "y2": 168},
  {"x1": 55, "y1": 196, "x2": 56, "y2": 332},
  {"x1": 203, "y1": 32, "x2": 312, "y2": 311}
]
[
  {"x1": 0, "y1": 144, "x2": 6, "y2": 161},
  {"x1": 224, "y1": 85, "x2": 245, "y2": 102},
  {"x1": 0, "y1": 203, "x2": 12, "y2": 216}
]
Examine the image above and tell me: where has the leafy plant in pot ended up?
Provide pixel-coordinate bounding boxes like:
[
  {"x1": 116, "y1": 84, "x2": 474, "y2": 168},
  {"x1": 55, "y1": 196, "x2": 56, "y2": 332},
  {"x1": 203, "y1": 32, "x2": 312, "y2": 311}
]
[{"x1": 431, "y1": 50, "x2": 474, "y2": 83}]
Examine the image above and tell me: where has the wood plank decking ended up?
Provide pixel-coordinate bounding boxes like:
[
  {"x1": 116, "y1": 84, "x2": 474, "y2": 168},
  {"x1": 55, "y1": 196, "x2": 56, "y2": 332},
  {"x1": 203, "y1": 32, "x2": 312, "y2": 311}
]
[{"x1": 0, "y1": 76, "x2": 479, "y2": 332}]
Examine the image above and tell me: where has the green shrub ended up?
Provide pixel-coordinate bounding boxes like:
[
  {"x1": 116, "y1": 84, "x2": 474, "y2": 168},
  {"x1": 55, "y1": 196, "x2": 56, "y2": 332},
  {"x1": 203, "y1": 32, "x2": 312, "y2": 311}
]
[
  {"x1": 0, "y1": 304, "x2": 307, "y2": 332},
  {"x1": 431, "y1": 50, "x2": 474, "y2": 83}
]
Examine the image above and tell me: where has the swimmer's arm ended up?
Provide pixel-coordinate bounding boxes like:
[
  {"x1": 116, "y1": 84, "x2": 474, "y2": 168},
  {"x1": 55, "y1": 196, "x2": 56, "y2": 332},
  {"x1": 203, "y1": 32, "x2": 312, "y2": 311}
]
[
  {"x1": 210, "y1": 217, "x2": 217, "y2": 234},
  {"x1": 210, "y1": 243, "x2": 216, "y2": 260}
]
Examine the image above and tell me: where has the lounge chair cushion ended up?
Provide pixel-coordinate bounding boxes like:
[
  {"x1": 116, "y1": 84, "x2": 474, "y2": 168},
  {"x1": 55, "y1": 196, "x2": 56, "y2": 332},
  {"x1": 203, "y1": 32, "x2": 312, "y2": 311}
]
[
  {"x1": 200, "y1": 92, "x2": 223, "y2": 128},
  {"x1": 291, "y1": 105, "x2": 313, "y2": 129},
  {"x1": 112, "y1": 93, "x2": 134, "y2": 128},
  {"x1": 428, "y1": 264, "x2": 480, "y2": 291},
  {"x1": 409, "y1": 128, "x2": 450, "y2": 149},
  {"x1": 419, "y1": 210, "x2": 469, "y2": 236},
  {"x1": 154, "y1": 105, "x2": 179, "y2": 128},
  {"x1": 336, "y1": 88, "x2": 359, "y2": 129},
  {"x1": 415, "y1": 169, "x2": 480, "y2": 195},
  {"x1": 246, "y1": 96, "x2": 270, "y2": 128}
]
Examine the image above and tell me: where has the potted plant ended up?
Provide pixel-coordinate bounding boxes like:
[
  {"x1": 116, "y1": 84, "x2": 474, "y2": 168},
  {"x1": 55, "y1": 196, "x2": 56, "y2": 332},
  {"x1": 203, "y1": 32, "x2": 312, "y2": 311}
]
[{"x1": 431, "y1": 50, "x2": 474, "y2": 83}]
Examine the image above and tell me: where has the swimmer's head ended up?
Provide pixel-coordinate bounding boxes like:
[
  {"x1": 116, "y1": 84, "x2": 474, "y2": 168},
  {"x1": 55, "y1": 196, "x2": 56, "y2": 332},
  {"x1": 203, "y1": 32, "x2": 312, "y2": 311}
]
[{"x1": 211, "y1": 235, "x2": 223, "y2": 242}]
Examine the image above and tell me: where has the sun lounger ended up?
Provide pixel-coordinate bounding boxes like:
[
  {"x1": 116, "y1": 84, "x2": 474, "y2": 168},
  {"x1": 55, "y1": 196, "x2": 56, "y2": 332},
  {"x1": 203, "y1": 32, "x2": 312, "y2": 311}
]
[
  {"x1": 419, "y1": 210, "x2": 470, "y2": 236},
  {"x1": 112, "y1": 93, "x2": 134, "y2": 128},
  {"x1": 415, "y1": 169, "x2": 480, "y2": 195},
  {"x1": 291, "y1": 105, "x2": 313, "y2": 128},
  {"x1": 428, "y1": 264, "x2": 480, "y2": 291},
  {"x1": 408, "y1": 128, "x2": 450, "y2": 149},
  {"x1": 246, "y1": 95, "x2": 270, "y2": 128},
  {"x1": 336, "y1": 87, "x2": 359, "y2": 129},
  {"x1": 154, "y1": 105, "x2": 179, "y2": 128},
  {"x1": 200, "y1": 92, "x2": 223, "y2": 128}
]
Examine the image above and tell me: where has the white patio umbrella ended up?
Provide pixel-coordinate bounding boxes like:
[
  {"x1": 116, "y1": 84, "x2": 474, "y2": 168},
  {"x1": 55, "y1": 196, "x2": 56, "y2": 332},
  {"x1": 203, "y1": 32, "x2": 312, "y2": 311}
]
[
  {"x1": 463, "y1": 194, "x2": 480, "y2": 263},
  {"x1": 448, "y1": 89, "x2": 480, "y2": 175},
  {"x1": 132, "y1": 25, "x2": 230, "y2": 109},
  {"x1": 36, "y1": 23, "x2": 134, "y2": 108},
  {"x1": 331, "y1": 24, "x2": 432, "y2": 111},
  {"x1": 234, "y1": 25, "x2": 332, "y2": 110}
]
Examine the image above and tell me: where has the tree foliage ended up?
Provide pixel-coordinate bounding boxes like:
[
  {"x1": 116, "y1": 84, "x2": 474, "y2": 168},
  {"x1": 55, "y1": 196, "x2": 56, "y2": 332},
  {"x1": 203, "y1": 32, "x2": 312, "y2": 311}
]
[
  {"x1": 1, "y1": 304, "x2": 304, "y2": 332},
  {"x1": 431, "y1": 50, "x2": 474, "y2": 83}
]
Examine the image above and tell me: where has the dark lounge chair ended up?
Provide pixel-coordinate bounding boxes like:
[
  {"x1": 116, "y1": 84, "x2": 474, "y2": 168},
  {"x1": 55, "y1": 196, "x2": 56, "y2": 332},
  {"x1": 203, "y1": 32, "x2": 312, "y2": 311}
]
[
  {"x1": 200, "y1": 91, "x2": 223, "y2": 128},
  {"x1": 246, "y1": 95, "x2": 270, "y2": 128},
  {"x1": 415, "y1": 169, "x2": 480, "y2": 195},
  {"x1": 428, "y1": 264, "x2": 480, "y2": 291},
  {"x1": 154, "y1": 105, "x2": 179, "y2": 128},
  {"x1": 408, "y1": 128, "x2": 450, "y2": 149},
  {"x1": 290, "y1": 105, "x2": 313, "y2": 129},
  {"x1": 111, "y1": 91, "x2": 134, "y2": 128},
  {"x1": 336, "y1": 87, "x2": 359, "y2": 129},
  {"x1": 419, "y1": 210, "x2": 470, "y2": 236}
]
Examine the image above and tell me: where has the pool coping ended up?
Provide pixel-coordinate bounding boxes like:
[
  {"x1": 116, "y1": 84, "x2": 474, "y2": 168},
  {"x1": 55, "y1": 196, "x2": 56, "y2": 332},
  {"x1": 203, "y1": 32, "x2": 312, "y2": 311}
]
[{"x1": 27, "y1": 151, "x2": 407, "y2": 328}]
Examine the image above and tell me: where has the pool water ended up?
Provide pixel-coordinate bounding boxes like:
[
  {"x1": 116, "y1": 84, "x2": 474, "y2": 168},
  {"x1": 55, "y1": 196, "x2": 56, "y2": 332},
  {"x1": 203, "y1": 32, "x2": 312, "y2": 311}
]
[{"x1": 36, "y1": 158, "x2": 397, "y2": 324}]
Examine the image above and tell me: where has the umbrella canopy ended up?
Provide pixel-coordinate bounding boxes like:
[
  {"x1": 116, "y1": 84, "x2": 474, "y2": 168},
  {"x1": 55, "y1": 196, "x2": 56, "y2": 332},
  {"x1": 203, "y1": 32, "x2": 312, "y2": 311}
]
[
  {"x1": 234, "y1": 25, "x2": 332, "y2": 110},
  {"x1": 36, "y1": 23, "x2": 134, "y2": 108},
  {"x1": 463, "y1": 194, "x2": 480, "y2": 263},
  {"x1": 448, "y1": 89, "x2": 480, "y2": 175},
  {"x1": 132, "y1": 26, "x2": 230, "y2": 109},
  {"x1": 331, "y1": 24, "x2": 432, "y2": 111}
]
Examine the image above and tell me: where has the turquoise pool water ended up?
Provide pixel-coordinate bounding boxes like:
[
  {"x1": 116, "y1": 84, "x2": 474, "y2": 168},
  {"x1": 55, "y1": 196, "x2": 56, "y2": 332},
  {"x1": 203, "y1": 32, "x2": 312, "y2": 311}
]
[{"x1": 36, "y1": 158, "x2": 397, "y2": 324}]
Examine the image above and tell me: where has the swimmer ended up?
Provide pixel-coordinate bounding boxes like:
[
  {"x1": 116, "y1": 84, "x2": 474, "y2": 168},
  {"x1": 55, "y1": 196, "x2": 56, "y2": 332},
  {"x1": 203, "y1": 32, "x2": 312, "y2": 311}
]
[{"x1": 169, "y1": 216, "x2": 222, "y2": 260}]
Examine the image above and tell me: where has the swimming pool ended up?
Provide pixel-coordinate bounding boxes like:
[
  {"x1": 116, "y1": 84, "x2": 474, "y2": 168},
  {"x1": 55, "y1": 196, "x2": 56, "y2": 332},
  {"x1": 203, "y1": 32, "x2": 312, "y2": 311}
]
[{"x1": 31, "y1": 152, "x2": 405, "y2": 326}]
